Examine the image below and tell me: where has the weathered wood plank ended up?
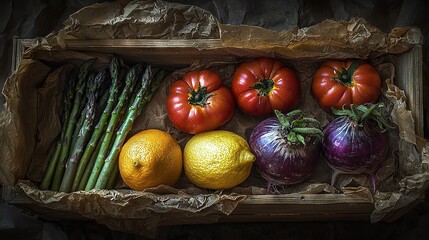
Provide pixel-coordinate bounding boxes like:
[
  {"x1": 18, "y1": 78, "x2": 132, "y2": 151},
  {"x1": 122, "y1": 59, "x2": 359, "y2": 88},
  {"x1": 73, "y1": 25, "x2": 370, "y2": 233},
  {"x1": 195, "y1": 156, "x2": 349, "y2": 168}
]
[{"x1": 396, "y1": 45, "x2": 424, "y2": 136}]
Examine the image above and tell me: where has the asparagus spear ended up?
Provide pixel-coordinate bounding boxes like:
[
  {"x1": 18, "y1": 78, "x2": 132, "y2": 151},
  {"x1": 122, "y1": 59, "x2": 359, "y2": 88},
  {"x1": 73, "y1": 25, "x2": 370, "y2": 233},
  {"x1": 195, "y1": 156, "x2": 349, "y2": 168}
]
[
  {"x1": 95, "y1": 66, "x2": 165, "y2": 189},
  {"x1": 77, "y1": 133, "x2": 103, "y2": 190},
  {"x1": 104, "y1": 70, "x2": 164, "y2": 190},
  {"x1": 71, "y1": 56, "x2": 121, "y2": 191},
  {"x1": 101, "y1": 69, "x2": 140, "y2": 191},
  {"x1": 91, "y1": 69, "x2": 110, "y2": 121},
  {"x1": 59, "y1": 70, "x2": 106, "y2": 192},
  {"x1": 94, "y1": 86, "x2": 110, "y2": 122},
  {"x1": 69, "y1": 73, "x2": 94, "y2": 152},
  {"x1": 116, "y1": 73, "x2": 139, "y2": 129},
  {"x1": 51, "y1": 59, "x2": 95, "y2": 191},
  {"x1": 39, "y1": 70, "x2": 77, "y2": 190},
  {"x1": 85, "y1": 63, "x2": 143, "y2": 190},
  {"x1": 70, "y1": 70, "x2": 107, "y2": 152},
  {"x1": 59, "y1": 95, "x2": 96, "y2": 192},
  {"x1": 106, "y1": 160, "x2": 119, "y2": 189},
  {"x1": 101, "y1": 70, "x2": 142, "y2": 190},
  {"x1": 139, "y1": 69, "x2": 165, "y2": 114}
]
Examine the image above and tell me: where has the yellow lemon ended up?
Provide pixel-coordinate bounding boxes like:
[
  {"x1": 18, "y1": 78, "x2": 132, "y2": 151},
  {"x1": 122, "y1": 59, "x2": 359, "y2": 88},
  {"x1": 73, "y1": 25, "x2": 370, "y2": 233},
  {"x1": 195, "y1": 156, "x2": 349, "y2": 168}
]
[
  {"x1": 184, "y1": 130, "x2": 255, "y2": 189},
  {"x1": 119, "y1": 129, "x2": 182, "y2": 191}
]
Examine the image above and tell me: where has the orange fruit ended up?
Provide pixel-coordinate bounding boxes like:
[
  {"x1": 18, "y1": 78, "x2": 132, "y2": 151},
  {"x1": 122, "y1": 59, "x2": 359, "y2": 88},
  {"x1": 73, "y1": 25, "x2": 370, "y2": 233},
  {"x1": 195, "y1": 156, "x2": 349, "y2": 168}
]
[{"x1": 119, "y1": 129, "x2": 182, "y2": 190}]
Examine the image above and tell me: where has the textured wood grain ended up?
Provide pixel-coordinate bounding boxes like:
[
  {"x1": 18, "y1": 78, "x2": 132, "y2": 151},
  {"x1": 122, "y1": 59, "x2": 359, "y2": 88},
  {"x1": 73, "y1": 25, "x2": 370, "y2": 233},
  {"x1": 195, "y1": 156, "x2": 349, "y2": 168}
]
[{"x1": 396, "y1": 45, "x2": 424, "y2": 136}]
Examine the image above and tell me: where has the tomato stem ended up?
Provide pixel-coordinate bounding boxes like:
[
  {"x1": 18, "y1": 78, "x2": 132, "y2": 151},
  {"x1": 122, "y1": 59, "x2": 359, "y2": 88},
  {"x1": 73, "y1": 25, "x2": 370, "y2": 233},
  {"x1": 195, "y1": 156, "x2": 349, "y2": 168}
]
[
  {"x1": 251, "y1": 78, "x2": 274, "y2": 96},
  {"x1": 332, "y1": 61, "x2": 360, "y2": 86},
  {"x1": 188, "y1": 82, "x2": 212, "y2": 106}
]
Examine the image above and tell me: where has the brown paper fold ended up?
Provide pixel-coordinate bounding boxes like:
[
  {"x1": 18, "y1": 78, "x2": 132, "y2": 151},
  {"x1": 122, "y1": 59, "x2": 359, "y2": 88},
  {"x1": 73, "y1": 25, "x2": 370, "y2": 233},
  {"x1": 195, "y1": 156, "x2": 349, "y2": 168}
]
[
  {"x1": 16, "y1": 180, "x2": 245, "y2": 236},
  {"x1": 1, "y1": 60, "x2": 51, "y2": 185},
  {"x1": 29, "y1": 0, "x2": 220, "y2": 52},
  {"x1": 219, "y1": 18, "x2": 422, "y2": 59},
  {"x1": 0, "y1": 0, "x2": 428, "y2": 236}
]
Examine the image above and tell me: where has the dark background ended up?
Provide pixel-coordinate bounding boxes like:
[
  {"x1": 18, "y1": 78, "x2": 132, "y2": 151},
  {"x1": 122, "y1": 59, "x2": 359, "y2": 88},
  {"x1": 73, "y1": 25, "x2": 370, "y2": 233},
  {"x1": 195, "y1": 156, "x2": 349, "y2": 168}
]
[{"x1": 1, "y1": 0, "x2": 428, "y2": 239}]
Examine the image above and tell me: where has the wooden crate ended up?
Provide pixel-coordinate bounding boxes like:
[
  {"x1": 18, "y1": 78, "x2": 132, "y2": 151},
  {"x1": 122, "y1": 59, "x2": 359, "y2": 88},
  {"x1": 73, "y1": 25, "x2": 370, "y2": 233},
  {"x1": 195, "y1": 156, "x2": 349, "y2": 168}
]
[{"x1": 3, "y1": 37, "x2": 424, "y2": 224}]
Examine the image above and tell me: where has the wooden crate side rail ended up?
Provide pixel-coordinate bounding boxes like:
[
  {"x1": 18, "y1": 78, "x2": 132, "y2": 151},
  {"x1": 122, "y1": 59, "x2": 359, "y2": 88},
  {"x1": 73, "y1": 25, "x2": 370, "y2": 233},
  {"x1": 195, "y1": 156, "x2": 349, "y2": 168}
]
[
  {"x1": 1, "y1": 185, "x2": 420, "y2": 223},
  {"x1": 396, "y1": 45, "x2": 424, "y2": 137},
  {"x1": 1, "y1": 185, "x2": 374, "y2": 221},
  {"x1": 65, "y1": 39, "x2": 224, "y2": 49}
]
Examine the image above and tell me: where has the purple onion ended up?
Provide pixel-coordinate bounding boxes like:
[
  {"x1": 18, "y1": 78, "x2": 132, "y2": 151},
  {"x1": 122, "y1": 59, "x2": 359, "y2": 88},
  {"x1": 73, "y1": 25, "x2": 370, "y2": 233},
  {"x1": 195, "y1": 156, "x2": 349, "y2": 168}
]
[
  {"x1": 322, "y1": 103, "x2": 391, "y2": 192},
  {"x1": 249, "y1": 110, "x2": 322, "y2": 193}
]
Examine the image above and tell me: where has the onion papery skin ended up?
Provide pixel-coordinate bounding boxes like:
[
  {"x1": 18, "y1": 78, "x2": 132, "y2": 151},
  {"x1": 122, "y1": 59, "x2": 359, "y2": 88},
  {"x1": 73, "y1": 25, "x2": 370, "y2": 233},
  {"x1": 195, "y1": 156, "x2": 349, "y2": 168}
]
[
  {"x1": 322, "y1": 116, "x2": 389, "y2": 191},
  {"x1": 249, "y1": 117, "x2": 321, "y2": 186}
]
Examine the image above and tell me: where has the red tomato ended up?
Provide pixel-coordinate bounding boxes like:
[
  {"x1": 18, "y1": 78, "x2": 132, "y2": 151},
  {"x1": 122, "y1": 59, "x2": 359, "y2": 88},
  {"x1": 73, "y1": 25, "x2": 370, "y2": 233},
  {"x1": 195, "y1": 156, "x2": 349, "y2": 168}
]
[
  {"x1": 231, "y1": 58, "x2": 301, "y2": 117},
  {"x1": 312, "y1": 60, "x2": 381, "y2": 110},
  {"x1": 166, "y1": 70, "x2": 235, "y2": 134}
]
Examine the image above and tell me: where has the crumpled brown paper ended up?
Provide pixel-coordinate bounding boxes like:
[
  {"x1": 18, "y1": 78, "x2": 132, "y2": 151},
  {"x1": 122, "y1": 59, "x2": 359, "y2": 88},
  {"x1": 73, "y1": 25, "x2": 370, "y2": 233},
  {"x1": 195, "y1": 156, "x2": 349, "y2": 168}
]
[
  {"x1": 219, "y1": 18, "x2": 422, "y2": 59},
  {"x1": 30, "y1": 0, "x2": 219, "y2": 51},
  {"x1": 0, "y1": 60, "x2": 51, "y2": 185},
  {"x1": 1, "y1": 0, "x2": 428, "y2": 236},
  {"x1": 15, "y1": 180, "x2": 245, "y2": 236}
]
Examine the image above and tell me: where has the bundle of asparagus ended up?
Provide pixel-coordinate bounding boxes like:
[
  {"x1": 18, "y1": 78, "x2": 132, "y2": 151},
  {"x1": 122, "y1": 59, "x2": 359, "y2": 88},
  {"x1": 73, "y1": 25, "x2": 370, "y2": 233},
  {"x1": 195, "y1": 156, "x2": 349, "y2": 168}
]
[{"x1": 40, "y1": 56, "x2": 163, "y2": 192}]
